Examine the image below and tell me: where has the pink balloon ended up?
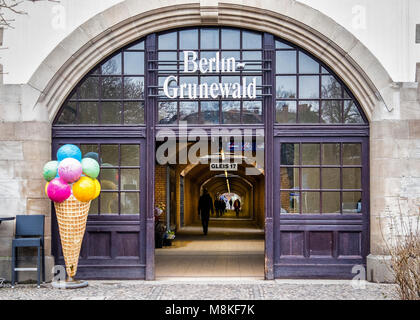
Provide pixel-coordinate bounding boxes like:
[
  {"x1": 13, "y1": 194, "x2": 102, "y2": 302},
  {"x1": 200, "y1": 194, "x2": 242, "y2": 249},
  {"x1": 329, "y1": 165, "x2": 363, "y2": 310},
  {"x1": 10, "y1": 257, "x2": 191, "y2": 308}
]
[
  {"x1": 47, "y1": 178, "x2": 71, "y2": 203},
  {"x1": 58, "y1": 158, "x2": 82, "y2": 183}
]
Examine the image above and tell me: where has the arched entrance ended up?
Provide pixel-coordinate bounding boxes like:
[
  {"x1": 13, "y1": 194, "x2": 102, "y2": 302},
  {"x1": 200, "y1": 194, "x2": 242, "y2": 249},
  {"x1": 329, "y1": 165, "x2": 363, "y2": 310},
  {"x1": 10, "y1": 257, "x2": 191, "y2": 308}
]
[{"x1": 43, "y1": 1, "x2": 383, "y2": 280}]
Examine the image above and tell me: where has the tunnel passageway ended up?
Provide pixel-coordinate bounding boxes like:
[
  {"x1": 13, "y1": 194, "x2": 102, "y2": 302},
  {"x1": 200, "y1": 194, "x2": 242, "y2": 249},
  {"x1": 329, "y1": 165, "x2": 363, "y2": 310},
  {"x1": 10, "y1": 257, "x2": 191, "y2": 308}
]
[{"x1": 155, "y1": 141, "x2": 265, "y2": 278}]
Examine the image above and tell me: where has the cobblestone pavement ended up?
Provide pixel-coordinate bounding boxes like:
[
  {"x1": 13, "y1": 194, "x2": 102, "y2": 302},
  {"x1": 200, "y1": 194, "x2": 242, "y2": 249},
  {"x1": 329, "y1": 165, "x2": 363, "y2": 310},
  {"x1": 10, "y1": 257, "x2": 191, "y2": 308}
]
[{"x1": 0, "y1": 279, "x2": 398, "y2": 300}]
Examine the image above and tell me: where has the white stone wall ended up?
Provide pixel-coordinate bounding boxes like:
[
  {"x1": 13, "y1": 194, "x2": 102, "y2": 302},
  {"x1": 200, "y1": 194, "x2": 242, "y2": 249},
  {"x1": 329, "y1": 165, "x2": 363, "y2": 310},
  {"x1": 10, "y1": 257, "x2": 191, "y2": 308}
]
[{"x1": 1, "y1": 0, "x2": 419, "y2": 84}]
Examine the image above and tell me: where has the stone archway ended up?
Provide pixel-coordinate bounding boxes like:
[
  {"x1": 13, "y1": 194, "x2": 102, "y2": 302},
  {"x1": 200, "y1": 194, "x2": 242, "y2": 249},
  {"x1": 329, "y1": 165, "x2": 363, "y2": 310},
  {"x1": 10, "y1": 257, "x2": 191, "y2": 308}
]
[{"x1": 28, "y1": 0, "x2": 393, "y2": 122}]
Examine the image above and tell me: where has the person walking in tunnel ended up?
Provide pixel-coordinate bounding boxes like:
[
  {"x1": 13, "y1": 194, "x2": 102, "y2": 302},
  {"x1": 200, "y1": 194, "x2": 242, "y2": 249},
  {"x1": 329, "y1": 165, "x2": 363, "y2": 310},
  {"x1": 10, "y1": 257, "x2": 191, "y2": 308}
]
[
  {"x1": 198, "y1": 188, "x2": 214, "y2": 235},
  {"x1": 229, "y1": 198, "x2": 233, "y2": 210},
  {"x1": 214, "y1": 196, "x2": 220, "y2": 217},
  {"x1": 233, "y1": 198, "x2": 241, "y2": 217}
]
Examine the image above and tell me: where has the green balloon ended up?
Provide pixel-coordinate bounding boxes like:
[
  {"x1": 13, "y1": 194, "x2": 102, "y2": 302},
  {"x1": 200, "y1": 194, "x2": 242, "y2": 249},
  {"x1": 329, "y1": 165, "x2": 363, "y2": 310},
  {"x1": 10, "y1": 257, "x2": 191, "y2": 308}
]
[
  {"x1": 81, "y1": 158, "x2": 100, "y2": 179},
  {"x1": 43, "y1": 161, "x2": 59, "y2": 182}
]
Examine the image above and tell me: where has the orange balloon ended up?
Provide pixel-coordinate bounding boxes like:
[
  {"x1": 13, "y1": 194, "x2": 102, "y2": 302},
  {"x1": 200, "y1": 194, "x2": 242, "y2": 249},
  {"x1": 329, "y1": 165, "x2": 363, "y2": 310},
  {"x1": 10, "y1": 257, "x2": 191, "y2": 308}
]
[
  {"x1": 93, "y1": 179, "x2": 101, "y2": 199},
  {"x1": 45, "y1": 182, "x2": 49, "y2": 196},
  {"x1": 72, "y1": 176, "x2": 96, "y2": 202}
]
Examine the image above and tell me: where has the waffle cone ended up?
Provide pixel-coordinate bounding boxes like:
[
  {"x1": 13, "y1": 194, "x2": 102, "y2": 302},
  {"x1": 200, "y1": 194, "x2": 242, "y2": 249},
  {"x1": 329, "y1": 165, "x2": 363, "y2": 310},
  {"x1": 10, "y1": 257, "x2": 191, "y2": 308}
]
[{"x1": 54, "y1": 195, "x2": 91, "y2": 278}]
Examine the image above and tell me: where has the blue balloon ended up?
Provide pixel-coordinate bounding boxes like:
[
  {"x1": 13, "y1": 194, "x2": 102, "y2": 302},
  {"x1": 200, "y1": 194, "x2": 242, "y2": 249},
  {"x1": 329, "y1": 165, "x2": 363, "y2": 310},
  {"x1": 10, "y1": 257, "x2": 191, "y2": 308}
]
[{"x1": 57, "y1": 144, "x2": 82, "y2": 162}]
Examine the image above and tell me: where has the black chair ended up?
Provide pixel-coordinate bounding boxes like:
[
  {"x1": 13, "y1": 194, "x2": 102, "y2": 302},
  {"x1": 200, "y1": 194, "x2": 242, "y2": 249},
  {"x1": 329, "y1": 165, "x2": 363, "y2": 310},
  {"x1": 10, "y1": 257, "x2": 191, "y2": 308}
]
[{"x1": 11, "y1": 215, "x2": 45, "y2": 288}]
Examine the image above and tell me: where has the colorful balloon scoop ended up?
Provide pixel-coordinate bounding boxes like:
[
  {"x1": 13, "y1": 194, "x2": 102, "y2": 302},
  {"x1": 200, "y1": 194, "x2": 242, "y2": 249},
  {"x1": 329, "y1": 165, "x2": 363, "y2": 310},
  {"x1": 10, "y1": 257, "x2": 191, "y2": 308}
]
[
  {"x1": 47, "y1": 178, "x2": 71, "y2": 203},
  {"x1": 58, "y1": 158, "x2": 82, "y2": 183},
  {"x1": 43, "y1": 161, "x2": 59, "y2": 182},
  {"x1": 57, "y1": 144, "x2": 82, "y2": 162},
  {"x1": 43, "y1": 144, "x2": 102, "y2": 203},
  {"x1": 81, "y1": 158, "x2": 100, "y2": 179}
]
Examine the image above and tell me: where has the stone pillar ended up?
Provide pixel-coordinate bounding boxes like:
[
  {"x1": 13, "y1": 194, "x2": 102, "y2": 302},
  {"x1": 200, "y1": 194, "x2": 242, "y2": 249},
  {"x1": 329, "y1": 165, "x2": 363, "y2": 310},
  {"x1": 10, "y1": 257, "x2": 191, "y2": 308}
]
[
  {"x1": 0, "y1": 84, "x2": 55, "y2": 282},
  {"x1": 367, "y1": 82, "x2": 420, "y2": 283}
]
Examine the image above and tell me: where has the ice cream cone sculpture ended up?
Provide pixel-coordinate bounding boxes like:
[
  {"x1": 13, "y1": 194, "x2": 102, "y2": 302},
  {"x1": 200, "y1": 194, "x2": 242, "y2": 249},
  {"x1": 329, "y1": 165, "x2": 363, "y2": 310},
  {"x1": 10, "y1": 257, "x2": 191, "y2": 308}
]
[{"x1": 43, "y1": 144, "x2": 101, "y2": 281}]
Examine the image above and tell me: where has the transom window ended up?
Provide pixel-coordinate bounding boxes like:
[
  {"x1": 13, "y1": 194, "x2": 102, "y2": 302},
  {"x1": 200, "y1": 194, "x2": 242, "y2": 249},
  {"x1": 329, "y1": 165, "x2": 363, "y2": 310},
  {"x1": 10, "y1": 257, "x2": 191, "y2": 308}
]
[
  {"x1": 156, "y1": 28, "x2": 264, "y2": 125},
  {"x1": 274, "y1": 40, "x2": 366, "y2": 124},
  {"x1": 55, "y1": 41, "x2": 146, "y2": 125}
]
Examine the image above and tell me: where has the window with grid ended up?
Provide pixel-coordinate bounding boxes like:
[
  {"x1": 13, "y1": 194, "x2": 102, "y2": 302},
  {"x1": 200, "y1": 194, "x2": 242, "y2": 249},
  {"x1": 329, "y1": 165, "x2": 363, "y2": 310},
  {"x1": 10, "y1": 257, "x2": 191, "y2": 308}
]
[
  {"x1": 279, "y1": 142, "x2": 363, "y2": 215},
  {"x1": 55, "y1": 41, "x2": 146, "y2": 125},
  {"x1": 156, "y1": 27, "x2": 264, "y2": 125},
  {"x1": 274, "y1": 40, "x2": 366, "y2": 124},
  {"x1": 75, "y1": 143, "x2": 141, "y2": 215}
]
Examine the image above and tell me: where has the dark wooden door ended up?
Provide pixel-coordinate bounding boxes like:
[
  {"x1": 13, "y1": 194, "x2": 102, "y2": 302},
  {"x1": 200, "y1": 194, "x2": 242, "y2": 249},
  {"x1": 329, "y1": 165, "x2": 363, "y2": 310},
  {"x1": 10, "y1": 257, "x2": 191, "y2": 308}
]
[
  {"x1": 273, "y1": 136, "x2": 369, "y2": 278},
  {"x1": 52, "y1": 137, "x2": 147, "y2": 279}
]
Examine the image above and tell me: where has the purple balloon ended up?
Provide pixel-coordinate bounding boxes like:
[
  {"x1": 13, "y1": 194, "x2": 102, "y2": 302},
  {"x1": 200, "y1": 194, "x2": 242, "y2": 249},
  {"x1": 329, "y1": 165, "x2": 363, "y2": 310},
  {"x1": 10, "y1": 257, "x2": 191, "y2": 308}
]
[
  {"x1": 47, "y1": 178, "x2": 71, "y2": 203},
  {"x1": 58, "y1": 158, "x2": 82, "y2": 183}
]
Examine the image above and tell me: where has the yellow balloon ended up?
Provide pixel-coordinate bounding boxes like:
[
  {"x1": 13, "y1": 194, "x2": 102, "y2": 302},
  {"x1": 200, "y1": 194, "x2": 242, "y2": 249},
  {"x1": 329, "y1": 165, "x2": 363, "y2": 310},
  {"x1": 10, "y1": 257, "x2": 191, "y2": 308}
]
[
  {"x1": 45, "y1": 182, "x2": 49, "y2": 196},
  {"x1": 72, "y1": 176, "x2": 96, "y2": 202},
  {"x1": 93, "y1": 179, "x2": 101, "y2": 199}
]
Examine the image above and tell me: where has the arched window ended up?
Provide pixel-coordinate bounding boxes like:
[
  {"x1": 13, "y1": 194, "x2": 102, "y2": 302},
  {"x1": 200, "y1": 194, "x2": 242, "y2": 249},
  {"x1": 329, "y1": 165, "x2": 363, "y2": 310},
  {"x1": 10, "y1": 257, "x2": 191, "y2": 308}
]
[
  {"x1": 54, "y1": 28, "x2": 366, "y2": 127},
  {"x1": 55, "y1": 40, "x2": 146, "y2": 125}
]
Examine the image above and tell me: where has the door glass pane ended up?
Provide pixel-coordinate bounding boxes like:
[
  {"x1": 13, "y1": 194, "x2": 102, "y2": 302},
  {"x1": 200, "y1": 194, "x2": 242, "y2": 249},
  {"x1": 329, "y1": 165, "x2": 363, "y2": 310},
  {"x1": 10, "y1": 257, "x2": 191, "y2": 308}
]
[
  {"x1": 121, "y1": 192, "x2": 139, "y2": 214},
  {"x1": 179, "y1": 101, "x2": 199, "y2": 123},
  {"x1": 121, "y1": 169, "x2": 139, "y2": 190},
  {"x1": 242, "y1": 101, "x2": 262, "y2": 123},
  {"x1": 276, "y1": 76, "x2": 296, "y2": 98},
  {"x1": 124, "y1": 77, "x2": 144, "y2": 99},
  {"x1": 343, "y1": 192, "x2": 362, "y2": 214},
  {"x1": 299, "y1": 52, "x2": 319, "y2": 74},
  {"x1": 221, "y1": 29, "x2": 240, "y2": 49},
  {"x1": 276, "y1": 101, "x2": 297, "y2": 123},
  {"x1": 298, "y1": 101, "x2": 319, "y2": 123},
  {"x1": 126, "y1": 41, "x2": 144, "y2": 50},
  {"x1": 102, "y1": 77, "x2": 122, "y2": 99},
  {"x1": 322, "y1": 192, "x2": 340, "y2": 214},
  {"x1": 322, "y1": 143, "x2": 340, "y2": 165},
  {"x1": 101, "y1": 168, "x2": 119, "y2": 189},
  {"x1": 343, "y1": 143, "x2": 361, "y2": 165},
  {"x1": 100, "y1": 192, "x2": 118, "y2": 214},
  {"x1": 159, "y1": 52, "x2": 177, "y2": 71},
  {"x1": 343, "y1": 168, "x2": 361, "y2": 189},
  {"x1": 79, "y1": 102, "x2": 98, "y2": 124},
  {"x1": 276, "y1": 51, "x2": 296, "y2": 74},
  {"x1": 124, "y1": 52, "x2": 144, "y2": 74},
  {"x1": 299, "y1": 76, "x2": 319, "y2": 98},
  {"x1": 321, "y1": 75, "x2": 342, "y2": 98},
  {"x1": 242, "y1": 30, "x2": 261, "y2": 49},
  {"x1": 79, "y1": 77, "x2": 99, "y2": 99},
  {"x1": 57, "y1": 102, "x2": 77, "y2": 124},
  {"x1": 89, "y1": 198, "x2": 98, "y2": 215},
  {"x1": 102, "y1": 53, "x2": 121, "y2": 75},
  {"x1": 302, "y1": 168, "x2": 320, "y2": 189},
  {"x1": 201, "y1": 101, "x2": 219, "y2": 124},
  {"x1": 124, "y1": 102, "x2": 145, "y2": 124},
  {"x1": 243, "y1": 51, "x2": 261, "y2": 71},
  {"x1": 101, "y1": 102, "x2": 121, "y2": 124},
  {"x1": 322, "y1": 168, "x2": 340, "y2": 189},
  {"x1": 200, "y1": 28, "x2": 219, "y2": 49},
  {"x1": 301, "y1": 192, "x2": 320, "y2": 214},
  {"x1": 158, "y1": 101, "x2": 177, "y2": 124},
  {"x1": 280, "y1": 191, "x2": 300, "y2": 214},
  {"x1": 80, "y1": 144, "x2": 99, "y2": 162},
  {"x1": 281, "y1": 143, "x2": 299, "y2": 165},
  {"x1": 280, "y1": 167, "x2": 299, "y2": 189},
  {"x1": 180, "y1": 29, "x2": 198, "y2": 49},
  {"x1": 221, "y1": 101, "x2": 240, "y2": 124},
  {"x1": 275, "y1": 40, "x2": 293, "y2": 49},
  {"x1": 321, "y1": 100, "x2": 342, "y2": 123},
  {"x1": 158, "y1": 32, "x2": 177, "y2": 50},
  {"x1": 121, "y1": 145, "x2": 140, "y2": 166},
  {"x1": 344, "y1": 101, "x2": 364, "y2": 123},
  {"x1": 302, "y1": 144, "x2": 320, "y2": 165},
  {"x1": 101, "y1": 145, "x2": 119, "y2": 166}
]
